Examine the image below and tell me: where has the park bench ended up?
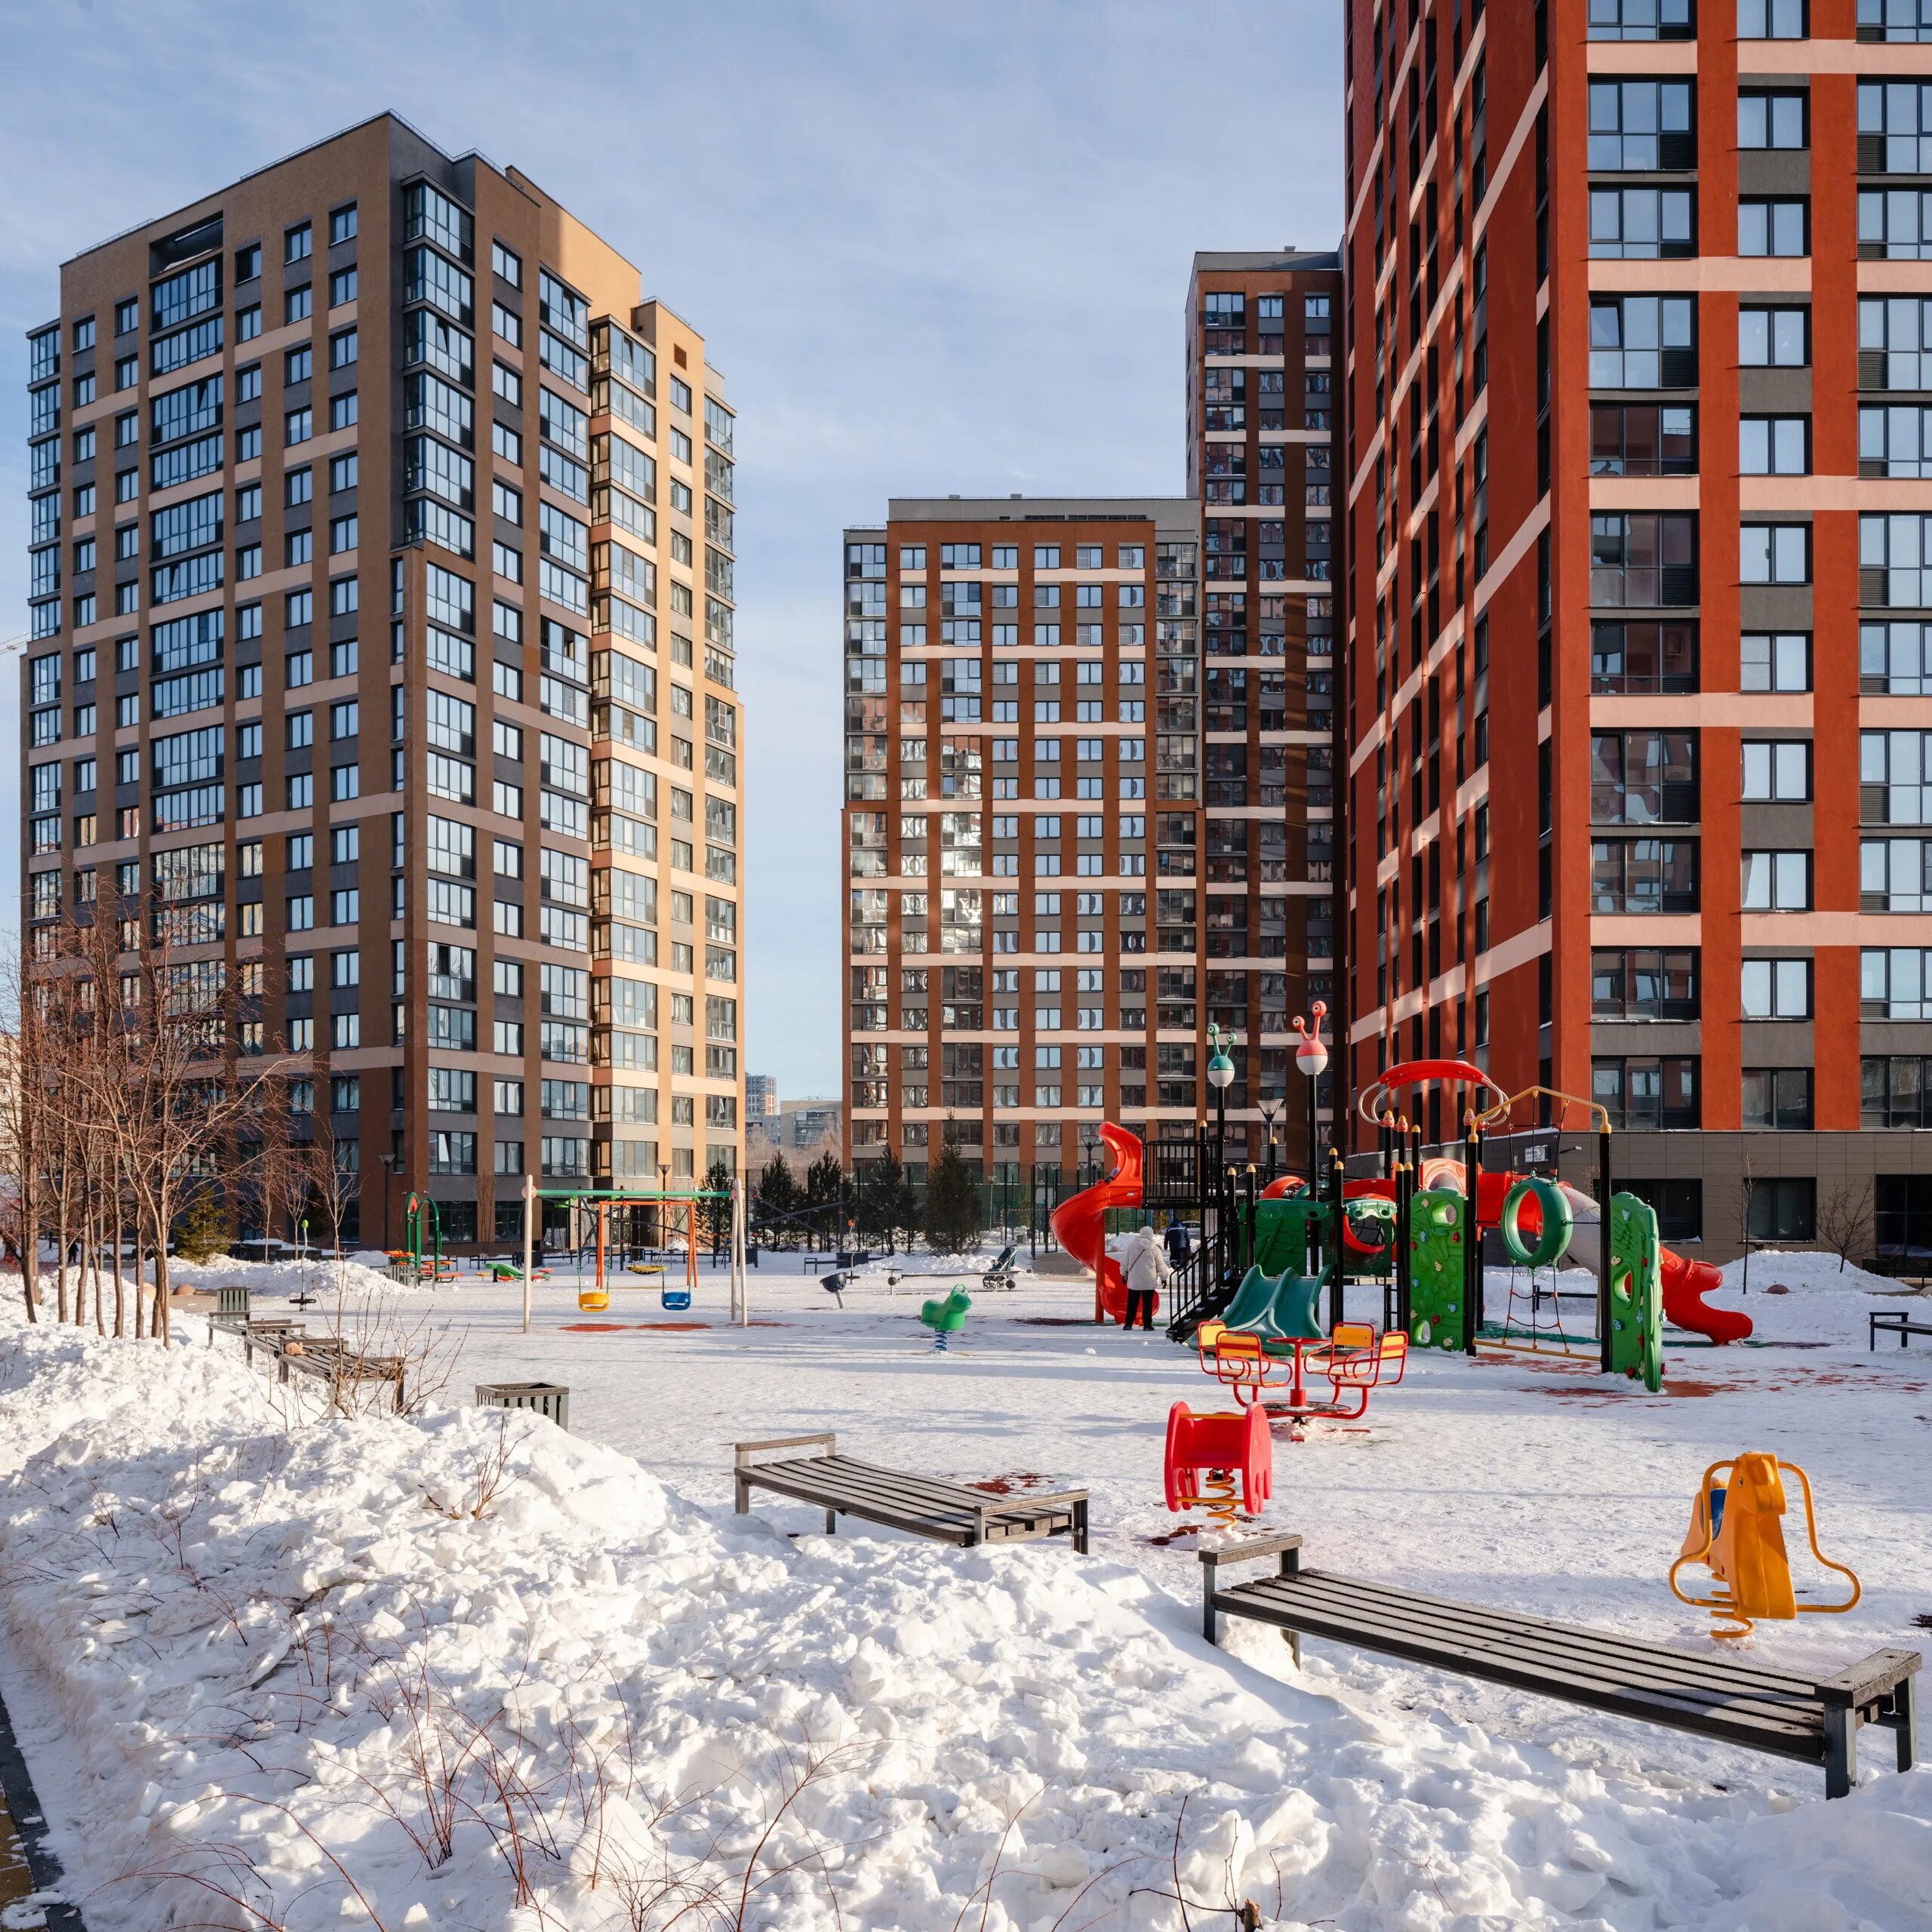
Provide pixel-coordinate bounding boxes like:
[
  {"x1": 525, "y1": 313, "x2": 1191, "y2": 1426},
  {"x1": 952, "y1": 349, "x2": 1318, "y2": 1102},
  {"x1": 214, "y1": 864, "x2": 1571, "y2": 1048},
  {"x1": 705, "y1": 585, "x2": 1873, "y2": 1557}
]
[
  {"x1": 1870, "y1": 1307, "x2": 1932, "y2": 1351},
  {"x1": 734, "y1": 1433, "x2": 1089, "y2": 1553},
  {"x1": 219, "y1": 1318, "x2": 408, "y2": 1413},
  {"x1": 1200, "y1": 1534, "x2": 1918, "y2": 1799}
]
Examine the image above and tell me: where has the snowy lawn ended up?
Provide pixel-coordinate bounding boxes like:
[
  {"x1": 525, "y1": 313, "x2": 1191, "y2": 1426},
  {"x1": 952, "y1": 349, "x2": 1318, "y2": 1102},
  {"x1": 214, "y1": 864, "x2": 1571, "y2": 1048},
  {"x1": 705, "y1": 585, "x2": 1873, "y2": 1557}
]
[{"x1": 0, "y1": 1247, "x2": 1926, "y2": 1928}]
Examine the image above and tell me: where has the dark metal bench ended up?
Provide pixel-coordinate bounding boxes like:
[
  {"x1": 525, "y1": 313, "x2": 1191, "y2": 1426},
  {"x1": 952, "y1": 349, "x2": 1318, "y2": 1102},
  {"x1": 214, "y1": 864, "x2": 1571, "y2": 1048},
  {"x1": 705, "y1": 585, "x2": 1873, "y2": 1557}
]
[
  {"x1": 734, "y1": 1433, "x2": 1088, "y2": 1553},
  {"x1": 1201, "y1": 1534, "x2": 1919, "y2": 1798},
  {"x1": 1870, "y1": 1308, "x2": 1932, "y2": 1351}
]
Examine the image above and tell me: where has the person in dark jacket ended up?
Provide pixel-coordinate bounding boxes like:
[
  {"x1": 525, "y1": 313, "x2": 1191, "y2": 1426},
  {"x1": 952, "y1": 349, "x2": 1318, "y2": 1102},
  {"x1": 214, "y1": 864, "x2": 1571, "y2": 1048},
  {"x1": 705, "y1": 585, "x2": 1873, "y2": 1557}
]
[{"x1": 1164, "y1": 1220, "x2": 1192, "y2": 1269}]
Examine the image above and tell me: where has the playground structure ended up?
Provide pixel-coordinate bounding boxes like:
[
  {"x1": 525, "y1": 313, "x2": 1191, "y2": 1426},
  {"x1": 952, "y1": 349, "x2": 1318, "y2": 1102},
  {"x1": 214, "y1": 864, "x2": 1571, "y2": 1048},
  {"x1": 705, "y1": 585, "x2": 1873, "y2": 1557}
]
[
  {"x1": 1670, "y1": 1453, "x2": 1863, "y2": 1640},
  {"x1": 511, "y1": 1175, "x2": 749, "y2": 1334},
  {"x1": 919, "y1": 1287, "x2": 972, "y2": 1349},
  {"x1": 389, "y1": 1193, "x2": 455, "y2": 1283},
  {"x1": 1163, "y1": 1401, "x2": 1272, "y2": 1524},
  {"x1": 1048, "y1": 1123, "x2": 1146, "y2": 1323}
]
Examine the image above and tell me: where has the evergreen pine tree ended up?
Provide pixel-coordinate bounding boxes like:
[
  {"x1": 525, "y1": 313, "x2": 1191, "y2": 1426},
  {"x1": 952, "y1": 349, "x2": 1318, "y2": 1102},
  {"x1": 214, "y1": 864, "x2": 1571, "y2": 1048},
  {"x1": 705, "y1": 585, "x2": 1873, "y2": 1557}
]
[
  {"x1": 755, "y1": 1153, "x2": 799, "y2": 1245},
  {"x1": 174, "y1": 1186, "x2": 234, "y2": 1264},
  {"x1": 922, "y1": 1139, "x2": 983, "y2": 1256},
  {"x1": 805, "y1": 1151, "x2": 844, "y2": 1247},
  {"x1": 698, "y1": 1158, "x2": 734, "y2": 1256}
]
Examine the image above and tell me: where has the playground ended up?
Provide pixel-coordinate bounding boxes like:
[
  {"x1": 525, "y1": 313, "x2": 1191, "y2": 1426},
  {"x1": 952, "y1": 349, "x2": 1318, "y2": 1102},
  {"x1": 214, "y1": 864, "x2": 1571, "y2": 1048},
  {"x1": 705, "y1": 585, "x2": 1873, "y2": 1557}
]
[{"x1": 2, "y1": 1223, "x2": 1928, "y2": 1927}]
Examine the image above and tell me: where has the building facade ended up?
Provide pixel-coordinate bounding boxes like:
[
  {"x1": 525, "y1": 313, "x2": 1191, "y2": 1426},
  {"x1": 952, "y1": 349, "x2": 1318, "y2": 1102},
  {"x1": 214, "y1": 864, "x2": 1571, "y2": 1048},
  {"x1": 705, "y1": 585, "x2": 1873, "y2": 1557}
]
[
  {"x1": 745, "y1": 1072, "x2": 779, "y2": 1120},
  {"x1": 1186, "y1": 251, "x2": 1347, "y2": 1171},
  {"x1": 842, "y1": 499, "x2": 1203, "y2": 1192},
  {"x1": 1341, "y1": 0, "x2": 1932, "y2": 1261},
  {"x1": 22, "y1": 113, "x2": 744, "y2": 1248}
]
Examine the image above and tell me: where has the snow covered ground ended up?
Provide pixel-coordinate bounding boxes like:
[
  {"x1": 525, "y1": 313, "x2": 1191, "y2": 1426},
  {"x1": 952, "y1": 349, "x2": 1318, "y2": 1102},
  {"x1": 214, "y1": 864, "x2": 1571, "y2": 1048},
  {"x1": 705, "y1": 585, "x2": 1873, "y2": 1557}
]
[{"x1": 0, "y1": 1244, "x2": 1927, "y2": 1928}]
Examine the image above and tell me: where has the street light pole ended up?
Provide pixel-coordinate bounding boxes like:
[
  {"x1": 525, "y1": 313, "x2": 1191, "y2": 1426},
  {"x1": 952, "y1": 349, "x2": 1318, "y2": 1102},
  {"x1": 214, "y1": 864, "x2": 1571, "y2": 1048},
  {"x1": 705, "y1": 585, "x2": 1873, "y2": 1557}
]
[
  {"x1": 1293, "y1": 1002, "x2": 1330, "y2": 1281},
  {"x1": 1293, "y1": 1001, "x2": 1329, "y2": 1185},
  {"x1": 1260, "y1": 1100, "x2": 1280, "y2": 1183},
  {"x1": 1206, "y1": 1023, "x2": 1235, "y2": 1281},
  {"x1": 380, "y1": 1152, "x2": 395, "y2": 1252}
]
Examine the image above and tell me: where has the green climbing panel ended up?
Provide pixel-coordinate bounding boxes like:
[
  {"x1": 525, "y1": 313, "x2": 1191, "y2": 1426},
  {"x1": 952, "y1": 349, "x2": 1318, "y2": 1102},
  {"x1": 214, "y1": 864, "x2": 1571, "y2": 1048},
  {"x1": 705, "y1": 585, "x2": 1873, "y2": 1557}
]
[
  {"x1": 1251, "y1": 1195, "x2": 1331, "y2": 1278},
  {"x1": 1607, "y1": 1192, "x2": 1664, "y2": 1392},
  {"x1": 1407, "y1": 1187, "x2": 1468, "y2": 1352},
  {"x1": 1344, "y1": 1196, "x2": 1396, "y2": 1278}
]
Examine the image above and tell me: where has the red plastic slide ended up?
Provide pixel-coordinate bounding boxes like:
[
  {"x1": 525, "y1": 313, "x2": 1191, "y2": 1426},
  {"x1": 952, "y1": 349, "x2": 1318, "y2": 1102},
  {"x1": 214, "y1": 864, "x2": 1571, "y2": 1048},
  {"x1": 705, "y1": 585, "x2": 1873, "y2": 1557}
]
[
  {"x1": 1659, "y1": 1247, "x2": 1752, "y2": 1343},
  {"x1": 1050, "y1": 1123, "x2": 1145, "y2": 1323}
]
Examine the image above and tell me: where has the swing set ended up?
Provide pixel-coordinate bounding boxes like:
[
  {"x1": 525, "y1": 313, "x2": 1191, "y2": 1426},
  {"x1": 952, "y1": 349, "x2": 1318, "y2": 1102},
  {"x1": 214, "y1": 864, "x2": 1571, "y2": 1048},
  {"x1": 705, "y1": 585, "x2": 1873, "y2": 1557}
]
[{"x1": 512, "y1": 1176, "x2": 749, "y2": 1334}]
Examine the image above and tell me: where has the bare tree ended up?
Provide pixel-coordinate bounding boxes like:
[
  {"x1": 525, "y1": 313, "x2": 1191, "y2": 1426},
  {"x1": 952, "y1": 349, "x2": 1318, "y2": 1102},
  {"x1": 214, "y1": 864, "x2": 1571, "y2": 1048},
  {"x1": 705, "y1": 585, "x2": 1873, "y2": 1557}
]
[
  {"x1": 1817, "y1": 1176, "x2": 1875, "y2": 1275},
  {"x1": 303, "y1": 1103, "x2": 365, "y2": 1289}
]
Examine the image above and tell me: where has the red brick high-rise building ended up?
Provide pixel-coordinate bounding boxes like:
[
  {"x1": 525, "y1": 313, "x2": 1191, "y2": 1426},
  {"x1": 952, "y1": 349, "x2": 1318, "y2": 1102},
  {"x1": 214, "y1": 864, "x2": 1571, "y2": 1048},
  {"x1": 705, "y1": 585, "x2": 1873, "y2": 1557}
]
[
  {"x1": 1342, "y1": 0, "x2": 1932, "y2": 1261},
  {"x1": 1185, "y1": 252, "x2": 1347, "y2": 1174}
]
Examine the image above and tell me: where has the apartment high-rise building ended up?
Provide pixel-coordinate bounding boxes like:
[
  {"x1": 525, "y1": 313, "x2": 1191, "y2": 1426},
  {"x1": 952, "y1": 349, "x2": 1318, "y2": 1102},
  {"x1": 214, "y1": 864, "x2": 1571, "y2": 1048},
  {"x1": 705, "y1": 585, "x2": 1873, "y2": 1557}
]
[
  {"x1": 1186, "y1": 251, "x2": 1347, "y2": 1171},
  {"x1": 1342, "y1": 0, "x2": 1932, "y2": 1260},
  {"x1": 22, "y1": 113, "x2": 744, "y2": 1248},
  {"x1": 842, "y1": 500, "x2": 1202, "y2": 1190}
]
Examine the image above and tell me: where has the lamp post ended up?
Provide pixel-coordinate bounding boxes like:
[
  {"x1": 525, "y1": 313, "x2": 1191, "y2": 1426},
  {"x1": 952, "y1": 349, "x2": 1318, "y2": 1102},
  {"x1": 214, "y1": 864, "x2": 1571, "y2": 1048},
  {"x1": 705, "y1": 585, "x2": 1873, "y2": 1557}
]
[
  {"x1": 1292, "y1": 1001, "x2": 1329, "y2": 1184},
  {"x1": 1260, "y1": 1098, "x2": 1281, "y2": 1183},
  {"x1": 380, "y1": 1152, "x2": 395, "y2": 1252},
  {"x1": 1206, "y1": 1023, "x2": 1235, "y2": 1272}
]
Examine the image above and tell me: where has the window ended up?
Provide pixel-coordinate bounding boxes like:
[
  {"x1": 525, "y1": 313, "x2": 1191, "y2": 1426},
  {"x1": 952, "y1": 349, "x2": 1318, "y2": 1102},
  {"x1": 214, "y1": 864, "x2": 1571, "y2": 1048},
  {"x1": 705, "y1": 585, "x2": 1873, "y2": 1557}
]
[
  {"x1": 492, "y1": 241, "x2": 521, "y2": 286},
  {"x1": 1862, "y1": 835, "x2": 1932, "y2": 908},
  {"x1": 1743, "y1": 956, "x2": 1812, "y2": 1017},
  {"x1": 1739, "y1": 91, "x2": 1807, "y2": 149},
  {"x1": 1590, "y1": 513, "x2": 1697, "y2": 605},
  {"x1": 1589, "y1": 186, "x2": 1695, "y2": 258},
  {"x1": 1739, "y1": 0, "x2": 1806, "y2": 35},
  {"x1": 1589, "y1": 0, "x2": 1695, "y2": 38},
  {"x1": 1592, "y1": 947, "x2": 1700, "y2": 1019},
  {"x1": 1742, "y1": 739, "x2": 1811, "y2": 800},
  {"x1": 1591, "y1": 404, "x2": 1696, "y2": 476},
  {"x1": 1863, "y1": 947, "x2": 1932, "y2": 1017},
  {"x1": 330, "y1": 268, "x2": 357, "y2": 308},
  {"x1": 1861, "y1": 728, "x2": 1932, "y2": 821},
  {"x1": 329, "y1": 204, "x2": 357, "y2": 245},
  {"x1": 1591, "y1": 837, "x2": 1700, "y2": 911},
  {"x1": 1592, "y1": 731, "x2": 1699, "y2": 822},
  {"x1": 285, "y1": 222, "x2": 312, "y2": 263},
  {"x1": 285, "y1": 287, "x2": 312, "y2": 325},
  {"x1": 1746, "y1": 1177, "x2": 1815, "y2": 1242},
  {"x1": 1592, "y1": 620, "x2": 1699, "y2": 694},
  {"x1": 1860, "y1": 188, "x2": 1932, "y2": 258},
  {"x1": 1591, "y1": 294, "x2": 1694, "y2": 385},
  {"x1": 1860, "y1": 82, "x2": 1932, "y2": 173},
  {"x1": 1860, "y1": 404, "x2": 1932, "y2": 478},
  {"x1": 1866, "y1": 1060, "x2": 1932, "y2": 1128},
  {"x1": 1589, "y1": 81, "x2": 1695, "y2": 169},
  {"x1": 1741, "y1": 849, "x2": 1811, "y2": 909},
  {"x1": 1740, "y1": 416, "x2": 1810, "y2": 475},
  {"x1": 1740, "y1": 198, "x2": 1808, "y2": 256},
  {"x1": 1741, "y1": 632, "x2": 1810, "y2": 691},
  {"x1": 1743, "y1": 1067, "x2": 1813, "y2": 1129},
  {"x1": 1619, "y1": 1178, "x2": 1703, "y2": 1243},
  {"x1": 1741, "y1": 524, "x2": 1810, "y2": 583},
  {"x1": 1860, "y1": 513, "x2": 1932, "y2": 601},
  {"x1": 1592, "y1": 1056, "x2": 1701, "y2": 1129}
]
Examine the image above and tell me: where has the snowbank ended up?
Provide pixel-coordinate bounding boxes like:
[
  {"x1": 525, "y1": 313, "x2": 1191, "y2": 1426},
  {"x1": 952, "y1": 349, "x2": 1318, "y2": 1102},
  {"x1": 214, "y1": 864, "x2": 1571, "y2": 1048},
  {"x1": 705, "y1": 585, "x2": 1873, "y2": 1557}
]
[
  {"x1": 0, "y1": 1312, "x2": 1927, "y2": 1929},
  {"x1": 160, "y1": 1249, "x2": 412, "y2": 1301}
]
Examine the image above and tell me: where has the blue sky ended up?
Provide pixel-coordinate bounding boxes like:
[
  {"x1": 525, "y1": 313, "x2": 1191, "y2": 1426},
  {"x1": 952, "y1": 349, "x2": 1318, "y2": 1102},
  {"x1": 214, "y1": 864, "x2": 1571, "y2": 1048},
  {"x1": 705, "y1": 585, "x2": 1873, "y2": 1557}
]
[{"x1": 0, "y1": 0, "x2": 1344, "y2": 1096}]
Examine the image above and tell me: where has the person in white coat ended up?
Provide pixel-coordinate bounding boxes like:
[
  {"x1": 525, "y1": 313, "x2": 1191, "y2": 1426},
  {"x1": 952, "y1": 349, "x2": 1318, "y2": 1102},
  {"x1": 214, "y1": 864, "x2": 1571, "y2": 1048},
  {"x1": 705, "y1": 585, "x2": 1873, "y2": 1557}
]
[{"x1": 1121, "y1": 1223, "x2": 1171, "y2": 1332}]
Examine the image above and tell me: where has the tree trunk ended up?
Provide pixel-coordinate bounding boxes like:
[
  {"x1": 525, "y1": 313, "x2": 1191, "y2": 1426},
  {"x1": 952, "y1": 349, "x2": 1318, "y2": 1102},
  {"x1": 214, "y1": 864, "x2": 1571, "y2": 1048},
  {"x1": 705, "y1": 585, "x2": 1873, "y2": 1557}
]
[
  {"x1": 53, "y1": 1182, "x2": 69, "y2": 1326},
  {"x1": 152, "y1": 1210, "x2": 171, "y2": 1344},
  {"x1": 111, "y1": 1198, "x2": 126, "y2": 1339},
  {"x1": 20, "y1": 1213, "x2": 38, "y2": 1325}
]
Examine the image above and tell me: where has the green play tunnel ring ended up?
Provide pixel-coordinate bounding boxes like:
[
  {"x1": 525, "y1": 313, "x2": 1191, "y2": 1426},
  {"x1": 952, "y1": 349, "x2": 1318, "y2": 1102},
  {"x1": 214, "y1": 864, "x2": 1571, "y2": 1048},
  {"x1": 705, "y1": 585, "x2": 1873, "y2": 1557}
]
[{"x1": 1499, "y1": 1177, "x2": 1573, "y2": 1269}]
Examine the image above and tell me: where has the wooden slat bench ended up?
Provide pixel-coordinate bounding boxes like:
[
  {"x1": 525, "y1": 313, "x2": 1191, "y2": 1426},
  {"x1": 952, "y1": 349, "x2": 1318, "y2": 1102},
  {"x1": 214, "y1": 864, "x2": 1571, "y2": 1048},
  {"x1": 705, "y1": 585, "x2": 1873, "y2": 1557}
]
[
  {"x1": 1870, "y1": 1308, "x2": 1932, "y2": 1351},
  {"x1": 1201, "y1": 1534, "x2": 1919, "y2": 1798},
  {"x1": 734, "y1": 1433, "x2": 1088, "y2": 1553}
]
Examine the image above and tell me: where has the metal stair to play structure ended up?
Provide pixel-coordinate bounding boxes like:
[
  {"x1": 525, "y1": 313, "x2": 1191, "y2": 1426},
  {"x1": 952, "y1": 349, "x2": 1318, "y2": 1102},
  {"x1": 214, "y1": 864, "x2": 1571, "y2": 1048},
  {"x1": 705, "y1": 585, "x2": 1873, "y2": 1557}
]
[{"x1": 1164, "y1": 1247, "x2": 1229, "y2": 1342}]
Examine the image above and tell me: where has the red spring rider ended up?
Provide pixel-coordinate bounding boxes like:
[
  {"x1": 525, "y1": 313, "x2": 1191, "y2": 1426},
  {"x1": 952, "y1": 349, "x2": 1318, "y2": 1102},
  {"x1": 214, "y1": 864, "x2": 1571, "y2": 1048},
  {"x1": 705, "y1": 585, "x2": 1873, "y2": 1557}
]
[{"x1": 1164, "y1": 1401, "x2": 1272, "y2": 1525}]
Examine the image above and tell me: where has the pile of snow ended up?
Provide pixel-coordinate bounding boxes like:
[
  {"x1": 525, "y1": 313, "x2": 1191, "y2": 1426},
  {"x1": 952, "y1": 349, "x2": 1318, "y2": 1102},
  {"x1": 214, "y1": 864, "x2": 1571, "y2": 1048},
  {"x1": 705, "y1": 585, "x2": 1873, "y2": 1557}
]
[
  {"x1": 0, "y1": 1312, "x2": 1929, "y2": 1928},
  {"x1": 1710, "y1": 1248, "x2": 1924, "y2": 1345},
  {"x1": 162, "y1": 1249, "x2": 414, "y2": 1302}
]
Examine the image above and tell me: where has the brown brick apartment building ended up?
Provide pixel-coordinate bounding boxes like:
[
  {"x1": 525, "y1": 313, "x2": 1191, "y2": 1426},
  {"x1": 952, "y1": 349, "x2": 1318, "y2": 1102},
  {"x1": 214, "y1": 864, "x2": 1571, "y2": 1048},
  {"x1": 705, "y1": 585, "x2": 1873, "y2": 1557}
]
[
  {"x1": 23, "y1": 114, "x2": 744, "y2": 1247},
  {"x1": 1342, "y1": 0, "x2": 1932, "y2": 1262},
  {"x1": 842, "y1": 499, "x2": 1203, "y2": 1194},
  {"x1": 1186, "y1": 251, "x2": 1347, "y2": 1171}
]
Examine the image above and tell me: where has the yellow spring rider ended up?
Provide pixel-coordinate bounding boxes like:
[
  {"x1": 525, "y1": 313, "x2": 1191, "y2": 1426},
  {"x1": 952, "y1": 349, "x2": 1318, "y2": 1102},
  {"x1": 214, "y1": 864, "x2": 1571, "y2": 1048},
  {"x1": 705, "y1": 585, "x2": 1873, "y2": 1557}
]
[{"x1": 1669, "y1": 1453, "x2": 1861, "y2": 1640}]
